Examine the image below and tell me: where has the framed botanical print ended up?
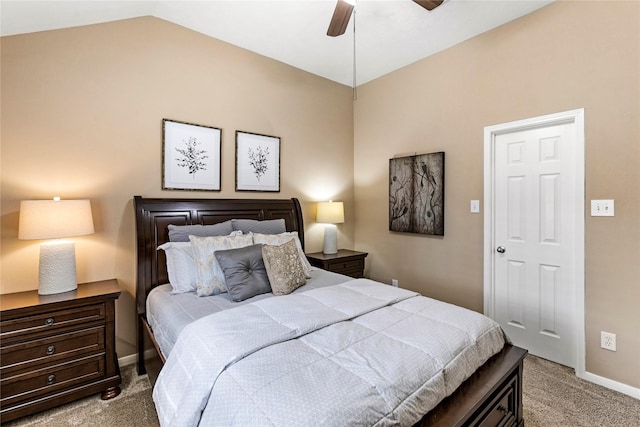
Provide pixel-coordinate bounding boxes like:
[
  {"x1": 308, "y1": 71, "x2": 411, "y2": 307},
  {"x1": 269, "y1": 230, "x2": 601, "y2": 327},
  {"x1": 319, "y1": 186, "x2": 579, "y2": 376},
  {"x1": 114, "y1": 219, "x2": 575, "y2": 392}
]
[
  {"x1": 235, "y1": 130, "x2": 281, "y2": 192},
  {"x1": 162, "y1": 119, "x2": 221, "y2": 191}
]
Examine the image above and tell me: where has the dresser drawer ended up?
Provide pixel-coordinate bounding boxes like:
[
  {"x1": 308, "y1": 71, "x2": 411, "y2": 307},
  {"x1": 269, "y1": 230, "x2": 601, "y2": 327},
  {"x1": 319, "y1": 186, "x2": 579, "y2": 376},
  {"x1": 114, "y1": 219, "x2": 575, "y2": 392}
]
[
  {"x1": 472, "y1": 375, "x2": 518, "y2": 427},
  {"x1": 1, "y1": 354, "x2": 105, "y2": 407},
  {"x1": 0, "y1": 304, "x2": 105, "y2": 342},
  {"x1": 1, "y1": 326, "x2": 105, "y2": 373},
  {"x1": 327, "y1": 259, "x2": 364, "y2": 273}
]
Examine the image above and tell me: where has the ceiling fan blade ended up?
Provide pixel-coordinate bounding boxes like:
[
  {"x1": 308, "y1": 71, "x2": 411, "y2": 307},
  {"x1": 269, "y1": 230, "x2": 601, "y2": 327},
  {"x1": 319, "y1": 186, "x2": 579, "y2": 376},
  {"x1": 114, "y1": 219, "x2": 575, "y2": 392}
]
[
  {"x1": 327, "y1": 0, "x2": 354, "y2": 37},
  {"x1": 413, "y1": 0, "x2": 444, "y2": 11}
]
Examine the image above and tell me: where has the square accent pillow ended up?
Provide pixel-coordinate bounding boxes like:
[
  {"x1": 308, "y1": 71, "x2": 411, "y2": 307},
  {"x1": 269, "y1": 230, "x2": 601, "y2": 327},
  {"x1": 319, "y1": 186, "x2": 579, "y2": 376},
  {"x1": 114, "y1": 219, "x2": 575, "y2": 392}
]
[
  {"x1": 252, "y1": 232, "x2": 312, "y2": 277},
  {"x1": 189, "y1": 234, "x2": 254, "y2": 297},
  {"x1": 231, "y1": 218, "x2": 286, "y2": 235},
  {"x1": 215, "y1": 244, "x2": 271, "y2": 302},
  {"x1": 262, "y1": 239, "x2": 307, "y2": 296},
  {"x1": 168, "y1": 221, "x2": 234, "y2": 242},
  {"x1": 157, "y1": 242, "x2": 196, "y2": 293}
]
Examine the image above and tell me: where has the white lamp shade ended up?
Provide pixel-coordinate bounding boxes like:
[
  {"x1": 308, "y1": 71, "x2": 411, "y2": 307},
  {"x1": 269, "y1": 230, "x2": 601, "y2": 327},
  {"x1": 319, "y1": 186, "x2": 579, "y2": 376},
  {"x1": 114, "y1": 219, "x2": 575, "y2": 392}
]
[
  {"x1": 316, "y1": 201, "x2": 344, "y2": 224},
  {"x1": 19, "y1": 199, "x2": 94, "y2": 240},
  {"x1": 18, "y1": 198, "x2": 94, "y2": 295}
]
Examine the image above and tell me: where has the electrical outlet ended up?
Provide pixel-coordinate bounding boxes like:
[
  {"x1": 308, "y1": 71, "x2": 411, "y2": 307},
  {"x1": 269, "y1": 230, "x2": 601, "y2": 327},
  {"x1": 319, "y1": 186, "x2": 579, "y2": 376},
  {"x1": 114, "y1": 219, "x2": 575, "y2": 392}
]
[
  {"x1": 601, "y1": 331, "x2": 616, "y2": 351},
  {"x1": 391, "y1": 279, "x2": 398, "y2": 287}
]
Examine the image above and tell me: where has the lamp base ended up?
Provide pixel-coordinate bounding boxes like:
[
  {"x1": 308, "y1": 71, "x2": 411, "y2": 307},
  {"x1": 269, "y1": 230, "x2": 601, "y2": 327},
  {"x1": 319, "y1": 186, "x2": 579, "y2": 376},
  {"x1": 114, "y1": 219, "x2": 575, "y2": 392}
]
[
  {"x1": 39, "y1": 241, "x2": 78, "y2": 295},
  {"x1": 322, "y1": 224, "x2": 338, "y2": 255}
]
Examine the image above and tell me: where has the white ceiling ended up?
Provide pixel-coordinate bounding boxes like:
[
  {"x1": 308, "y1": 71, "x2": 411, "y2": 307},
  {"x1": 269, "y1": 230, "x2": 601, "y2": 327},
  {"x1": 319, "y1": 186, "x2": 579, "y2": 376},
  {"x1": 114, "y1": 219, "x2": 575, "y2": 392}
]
[{"x1": 1, "y1": 0, "x2": 554, "y2": 87}]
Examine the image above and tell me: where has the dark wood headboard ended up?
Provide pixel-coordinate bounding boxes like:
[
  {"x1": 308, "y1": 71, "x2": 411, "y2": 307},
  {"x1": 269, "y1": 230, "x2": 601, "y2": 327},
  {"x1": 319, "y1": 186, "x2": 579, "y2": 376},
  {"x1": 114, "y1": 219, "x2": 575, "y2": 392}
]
[{"x1": 134, "y1": 196, "x2": 304, "y2": 317}]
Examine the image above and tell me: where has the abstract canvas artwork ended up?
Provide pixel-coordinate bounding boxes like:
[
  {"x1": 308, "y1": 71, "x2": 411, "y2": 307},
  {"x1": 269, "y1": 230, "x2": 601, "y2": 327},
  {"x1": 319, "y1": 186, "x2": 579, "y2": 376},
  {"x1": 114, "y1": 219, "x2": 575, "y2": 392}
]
[{"x1": 389, "y1": 152, "x2": 445, "y2": 235}]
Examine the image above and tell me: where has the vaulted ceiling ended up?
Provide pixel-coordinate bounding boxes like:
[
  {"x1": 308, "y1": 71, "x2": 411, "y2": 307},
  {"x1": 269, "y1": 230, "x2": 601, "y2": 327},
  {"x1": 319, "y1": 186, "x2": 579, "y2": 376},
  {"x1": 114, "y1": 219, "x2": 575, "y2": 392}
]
[{"x1": 1, "y1": 0, "x2": 554, "y2": 86}]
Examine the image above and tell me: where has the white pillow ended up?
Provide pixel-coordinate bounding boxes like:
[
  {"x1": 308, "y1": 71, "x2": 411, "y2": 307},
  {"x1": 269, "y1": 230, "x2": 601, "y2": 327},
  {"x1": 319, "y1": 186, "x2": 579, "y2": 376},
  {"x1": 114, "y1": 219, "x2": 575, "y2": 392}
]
[
  {"x1": 189, "y1": 234, "x2": 254, "y2": 297},
  {"x1": 251, "y1": 232, "x2": 312, "y2": 278},
  {"x1": 157, "y1": 231, "x2": 244, "y2": 294},
  {"x1": 157, "y1": 242, "x2": 196, "y2": 294}
]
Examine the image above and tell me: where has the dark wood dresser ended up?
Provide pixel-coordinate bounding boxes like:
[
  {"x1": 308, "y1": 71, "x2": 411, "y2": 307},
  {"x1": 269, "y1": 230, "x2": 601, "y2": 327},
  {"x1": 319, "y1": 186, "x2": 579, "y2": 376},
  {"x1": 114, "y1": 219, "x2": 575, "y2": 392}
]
[
  {"x1": 0, "y1": 279, "x2": 121, "y2": 422},
  {"x1": 306, "y1": 249, "x2": 368, "y2": 278}
]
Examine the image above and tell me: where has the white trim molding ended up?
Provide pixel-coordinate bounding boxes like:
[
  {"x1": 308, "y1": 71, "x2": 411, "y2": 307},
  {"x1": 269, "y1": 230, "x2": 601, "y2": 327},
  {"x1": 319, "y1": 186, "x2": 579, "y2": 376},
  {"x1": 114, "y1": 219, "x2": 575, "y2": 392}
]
[
  {"x1": 118, "y1": 353, "x2": 137, "y2": 367},
  {"x1": 579, "y1": 370, "x2": 640, "y2": 400}
]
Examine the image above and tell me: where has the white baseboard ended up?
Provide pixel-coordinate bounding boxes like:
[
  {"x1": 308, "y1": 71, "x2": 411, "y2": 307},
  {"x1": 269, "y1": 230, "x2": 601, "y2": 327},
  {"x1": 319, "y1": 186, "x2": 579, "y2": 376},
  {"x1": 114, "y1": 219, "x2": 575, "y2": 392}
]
[
  {"x1": 579, "y1": 370, "x2": 640, "y2": 400},
  {"x1": 118, "y1": 353, "x2": 137, "y2": 367},
  {"x1": 118, "y1": 349, "x2": 158, "y2": 369}
]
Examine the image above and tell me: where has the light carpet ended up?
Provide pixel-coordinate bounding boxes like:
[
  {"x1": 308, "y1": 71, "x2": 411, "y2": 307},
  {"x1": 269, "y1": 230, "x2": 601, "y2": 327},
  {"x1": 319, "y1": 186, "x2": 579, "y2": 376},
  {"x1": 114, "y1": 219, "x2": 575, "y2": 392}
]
[
  {"x1": 522, "y1": 356, "x2": 640, "y2": 427},
  {"x1": 2, "y1": 364, "x2": 158, "y2": 427},
  {"x1": 4, "y1": 355, "x2": 639, "y2": 426}
]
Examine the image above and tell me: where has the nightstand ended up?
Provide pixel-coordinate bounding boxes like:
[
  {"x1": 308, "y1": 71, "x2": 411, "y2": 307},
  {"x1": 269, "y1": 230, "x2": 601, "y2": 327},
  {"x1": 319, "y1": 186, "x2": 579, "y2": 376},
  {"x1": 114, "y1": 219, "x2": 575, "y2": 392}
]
[
  {"x1": 0, "y1": 279, "x2": 122, "y2": 422},
  {"x1": 306, "y1": 249, "x2": 368, "y2": 278}
]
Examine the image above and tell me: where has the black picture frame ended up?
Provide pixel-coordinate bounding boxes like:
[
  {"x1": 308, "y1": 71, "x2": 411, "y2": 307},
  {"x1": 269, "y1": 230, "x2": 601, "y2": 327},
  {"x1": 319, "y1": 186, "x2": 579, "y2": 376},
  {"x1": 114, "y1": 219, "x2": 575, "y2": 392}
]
[
  {"x1": 162, "y1": 119, "x2": 222, "y2": 191},
  {"x1": 235, "y1": 130, "x2": 281, "y2": 192}
]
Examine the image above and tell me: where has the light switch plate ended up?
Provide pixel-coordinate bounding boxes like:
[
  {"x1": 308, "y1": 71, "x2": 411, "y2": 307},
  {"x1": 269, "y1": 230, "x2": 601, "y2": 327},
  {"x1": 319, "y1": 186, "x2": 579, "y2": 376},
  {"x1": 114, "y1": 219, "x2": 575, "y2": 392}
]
[
  {"x1": 591, "y1": 199, "x2": 614, "y2": 217},
  {"x1": 470, "y1": 200, "x2": 480, "y2": 213}
]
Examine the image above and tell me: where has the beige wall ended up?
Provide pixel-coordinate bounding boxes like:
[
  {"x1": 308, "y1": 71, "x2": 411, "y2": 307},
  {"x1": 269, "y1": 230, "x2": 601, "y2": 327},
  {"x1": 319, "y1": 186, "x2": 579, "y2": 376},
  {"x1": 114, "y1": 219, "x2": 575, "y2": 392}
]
[
  {"x1": 1, "y1": 17, "x2": 354, "y2": 357},
  {"x1": 354, "y1": 1, "x2": 639, "y2": 389},
  {"x1": 2, "y1": 1, "x2": 639, "y2": 392}
]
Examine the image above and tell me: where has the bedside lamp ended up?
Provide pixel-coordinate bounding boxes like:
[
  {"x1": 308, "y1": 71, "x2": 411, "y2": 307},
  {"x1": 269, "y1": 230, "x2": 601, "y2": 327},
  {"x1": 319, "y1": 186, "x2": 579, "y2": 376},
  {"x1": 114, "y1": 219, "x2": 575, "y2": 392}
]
[
  {"x1": 18, "y1": 197, "x2": 94, "y2": 295},
  {"x1": 316, "y1": 201, "x2": 344, "y2": 255}
]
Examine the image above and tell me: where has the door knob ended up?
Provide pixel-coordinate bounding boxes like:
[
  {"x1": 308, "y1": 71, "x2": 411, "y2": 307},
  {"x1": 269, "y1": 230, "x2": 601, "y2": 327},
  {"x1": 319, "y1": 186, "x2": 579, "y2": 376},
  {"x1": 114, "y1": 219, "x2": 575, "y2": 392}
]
[{"x1": 496, "y1": 246, "x2": 506, "y2": 254}]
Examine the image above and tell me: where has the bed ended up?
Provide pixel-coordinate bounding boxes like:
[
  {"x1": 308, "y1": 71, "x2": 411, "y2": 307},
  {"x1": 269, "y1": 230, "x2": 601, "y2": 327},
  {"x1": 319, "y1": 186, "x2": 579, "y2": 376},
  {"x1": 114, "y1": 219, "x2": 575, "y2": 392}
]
[{"x1": 134, "y1": 196, "x2": 527, "y2": 427}]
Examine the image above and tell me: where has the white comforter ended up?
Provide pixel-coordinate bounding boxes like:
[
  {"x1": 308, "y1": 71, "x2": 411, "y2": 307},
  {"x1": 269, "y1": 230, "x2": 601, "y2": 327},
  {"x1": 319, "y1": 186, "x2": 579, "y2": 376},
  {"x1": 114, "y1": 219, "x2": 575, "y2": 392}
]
[{"x1": 153, "y1": 279, "x2": 505, "y2": 427}]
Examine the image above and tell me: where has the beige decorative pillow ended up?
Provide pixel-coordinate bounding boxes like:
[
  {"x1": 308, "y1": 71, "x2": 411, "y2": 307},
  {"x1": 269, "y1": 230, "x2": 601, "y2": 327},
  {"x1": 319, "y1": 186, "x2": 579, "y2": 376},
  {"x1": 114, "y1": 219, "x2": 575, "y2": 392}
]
[
  {"x1": 189, "y1": 234, "x2": 254, "y2": 297},
  {"x1": 262, "y1": 239, "x2": 307, "y2": 296},
  {"x1": 252, "y1": 232, "x2": 312, "y2": 277}
]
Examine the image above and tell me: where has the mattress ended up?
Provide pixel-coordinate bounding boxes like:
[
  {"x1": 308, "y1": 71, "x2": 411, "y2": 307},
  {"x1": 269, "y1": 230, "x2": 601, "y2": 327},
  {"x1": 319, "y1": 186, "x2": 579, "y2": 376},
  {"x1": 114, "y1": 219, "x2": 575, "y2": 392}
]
[{"x1": 146, "y1": 268, "x2": 351, "y2": 357}]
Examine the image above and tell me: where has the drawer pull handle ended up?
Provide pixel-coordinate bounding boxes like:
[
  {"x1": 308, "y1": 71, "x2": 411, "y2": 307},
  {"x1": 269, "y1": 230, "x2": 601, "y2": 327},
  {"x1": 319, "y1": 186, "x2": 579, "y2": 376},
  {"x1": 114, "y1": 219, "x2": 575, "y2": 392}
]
[
  {"x1": 46, "y1": 345, "x2": 56, "y2": 355},
  {"x1": 497, "y1": 405, "x2": 508, "y2": 414},
  {"x1": 47, "y1": 374, "x2": 56, "y2": 385},
  {"x1": 45, "y1": 317, "x2": 55, "y2": 326}
]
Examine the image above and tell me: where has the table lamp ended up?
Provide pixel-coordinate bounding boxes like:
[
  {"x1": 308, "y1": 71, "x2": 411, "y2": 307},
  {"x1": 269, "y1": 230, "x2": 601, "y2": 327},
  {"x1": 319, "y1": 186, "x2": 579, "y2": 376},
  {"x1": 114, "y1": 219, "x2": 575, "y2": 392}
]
[
  {"x1": 18, "y1": 197, "x2": 95, "y2": 295},
  {"x1": 316, "y1": 201, "x2": 344, "y2": 255}
]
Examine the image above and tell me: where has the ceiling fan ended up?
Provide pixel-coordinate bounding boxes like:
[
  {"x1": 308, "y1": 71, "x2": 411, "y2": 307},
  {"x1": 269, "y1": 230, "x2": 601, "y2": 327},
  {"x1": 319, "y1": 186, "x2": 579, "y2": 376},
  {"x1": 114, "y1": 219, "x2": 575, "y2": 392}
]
[{"x1": 327, "y1": 0, "x2": 444, "y2": 37}]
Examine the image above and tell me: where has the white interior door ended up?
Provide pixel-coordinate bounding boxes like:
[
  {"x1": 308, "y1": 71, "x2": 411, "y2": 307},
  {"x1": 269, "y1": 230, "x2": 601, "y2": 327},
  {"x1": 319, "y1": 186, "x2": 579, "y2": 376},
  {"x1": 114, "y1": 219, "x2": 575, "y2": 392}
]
[{"x1": 484, "y1": 109, "x2": 584, "y2": 369}]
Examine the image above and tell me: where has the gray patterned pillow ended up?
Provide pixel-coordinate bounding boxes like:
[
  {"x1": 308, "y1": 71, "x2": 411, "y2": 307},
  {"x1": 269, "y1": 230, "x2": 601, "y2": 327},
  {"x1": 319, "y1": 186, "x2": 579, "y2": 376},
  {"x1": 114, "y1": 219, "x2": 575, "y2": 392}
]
[{"x1": 262, "y1": 239, "x2": 307, "y2": 296}]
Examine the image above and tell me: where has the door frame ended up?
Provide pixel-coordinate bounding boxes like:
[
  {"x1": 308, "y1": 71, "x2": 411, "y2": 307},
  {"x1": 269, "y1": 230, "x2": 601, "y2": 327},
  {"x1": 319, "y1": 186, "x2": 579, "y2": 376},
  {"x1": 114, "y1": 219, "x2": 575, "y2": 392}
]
[{"x1": 483, "y1": 108, "x2": 585, "y2": 374}]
